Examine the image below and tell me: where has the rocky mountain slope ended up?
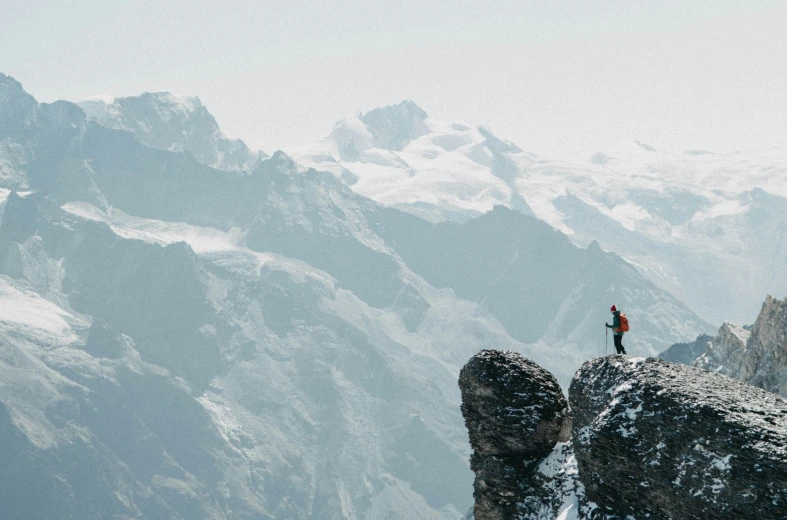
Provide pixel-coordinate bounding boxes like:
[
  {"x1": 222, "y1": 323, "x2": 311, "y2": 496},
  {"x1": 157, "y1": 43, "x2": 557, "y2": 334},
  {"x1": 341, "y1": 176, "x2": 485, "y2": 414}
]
[
  {"x1": 662, "y1": 294, "x2": 787, "y2": 397},
  {"x1": 0, "y1": 191, "x2": 479, "y2": 519},
  {"x1": 292, "y1": 103, "x2": 787, "y2": 325},
  {"x1": 0, "y1": 73, "x2": 712, "y2": 519},
  {"x1": 460, "y1": 350, "x2": 787, "y2": 519}
]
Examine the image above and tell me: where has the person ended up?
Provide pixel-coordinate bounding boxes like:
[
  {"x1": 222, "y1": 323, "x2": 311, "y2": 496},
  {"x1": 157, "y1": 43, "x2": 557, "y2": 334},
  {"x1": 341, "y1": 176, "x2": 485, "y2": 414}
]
[{"x1": 606, "y1": 304, "x2": 627, "y2": 355}]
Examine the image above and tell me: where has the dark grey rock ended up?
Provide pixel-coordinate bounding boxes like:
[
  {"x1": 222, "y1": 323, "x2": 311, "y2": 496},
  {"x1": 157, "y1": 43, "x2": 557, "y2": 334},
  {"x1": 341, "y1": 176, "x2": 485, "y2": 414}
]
[
  {"x1": 462, "y1": 351, "x2": 787, "y2": 519},
  {"x1": 0, "y1": 191, "x2": 43, "y2": 245},
  {"x1": 459, "y1": 350, "x2": 571, "y2": 520},
  {"x1": 570, "y1": 356, "x2": 787, "y2": 520},
  {"x1": 84, "y1": 318, "x2": 134, "y2": 359}
]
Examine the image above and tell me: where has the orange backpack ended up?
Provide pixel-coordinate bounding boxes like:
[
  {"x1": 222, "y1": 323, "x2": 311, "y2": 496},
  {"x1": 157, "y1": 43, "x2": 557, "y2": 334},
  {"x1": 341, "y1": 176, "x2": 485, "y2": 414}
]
[{"x1": 618, "y1": 313, "x2": 630, "y2": 332}]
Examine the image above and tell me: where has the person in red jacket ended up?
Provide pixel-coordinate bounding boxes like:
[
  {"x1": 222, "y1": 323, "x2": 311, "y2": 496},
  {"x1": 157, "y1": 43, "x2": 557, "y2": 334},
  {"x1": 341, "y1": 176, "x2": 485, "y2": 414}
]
[{"x1": 606, "y1": 304, "x2": 627, "y2": 355}]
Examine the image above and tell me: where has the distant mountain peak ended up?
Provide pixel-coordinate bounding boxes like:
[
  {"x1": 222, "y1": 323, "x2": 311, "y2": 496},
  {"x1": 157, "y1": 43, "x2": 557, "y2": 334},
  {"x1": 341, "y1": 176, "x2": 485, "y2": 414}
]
[
  {"x1": 123, "y1": 91, "x2": 203, "y2": 115},
  {"x1": 359, "y1": 100, "x2": 429, "y2": 151},
  {"x1": 590, "y1": 140, "x2": 659, "y2": 163},
  {"x1": 0, "y1": 73, "x2": 26, "y2": 96},
  {"x1": 477, "y1": 126, "x2": 523, "y2": 154},
  {"x1": 362, "y1": 100, "x2": 427, "y2": 121},
  {"x1": 77, "y1": 91, "x2": 266, "y2": 173},
  {"x1": 0, "y1": 73, "x2": 39, "y2": 134}
]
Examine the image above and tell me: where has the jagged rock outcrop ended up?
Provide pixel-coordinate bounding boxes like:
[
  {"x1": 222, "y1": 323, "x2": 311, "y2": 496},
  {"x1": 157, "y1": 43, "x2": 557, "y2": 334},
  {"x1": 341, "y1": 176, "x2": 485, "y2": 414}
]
[
  {"x1": 460, "y1": 351, "x2": 787, "y2": 519},
  {"x1": 459, "y1": 350, "x2": 571, "y2": 519},
  {"x1": 693, "y1": 321, "x2": 750, "y2": 374},
  {"x1": 745, "y1": 295, "x2": 787, "y2": 394},
  {"x1": 666, "y1": 294, "x2": 787, "y2": 397}
]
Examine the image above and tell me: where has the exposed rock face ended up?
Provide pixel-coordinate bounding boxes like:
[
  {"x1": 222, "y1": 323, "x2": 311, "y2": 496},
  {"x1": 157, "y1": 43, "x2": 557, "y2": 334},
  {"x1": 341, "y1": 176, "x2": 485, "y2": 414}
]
[
  {"x1": 680, "y1": 294, "x2": 787, "y2": 397},
  {"x1": 571, "y1": 356, "x2": 787, "y2": 519},
  {"x1": 693, "y1": 322, "x2": 750, "y2": 375},
  {"x1": 459, "y1": 350, "x2": 571, "y2": 520},
  {"x1": 746, "y1": 295, "x2": 787, "y2": 394},
  {"x1": 461, "y1": 351, "x2": 787, "y2": 520}
]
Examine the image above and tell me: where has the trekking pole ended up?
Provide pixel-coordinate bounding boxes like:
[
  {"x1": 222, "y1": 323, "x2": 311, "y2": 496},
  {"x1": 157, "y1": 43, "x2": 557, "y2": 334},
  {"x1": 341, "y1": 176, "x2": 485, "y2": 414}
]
[{"x1": 605, "y1": 326, "x2": 608, "y2": 355}]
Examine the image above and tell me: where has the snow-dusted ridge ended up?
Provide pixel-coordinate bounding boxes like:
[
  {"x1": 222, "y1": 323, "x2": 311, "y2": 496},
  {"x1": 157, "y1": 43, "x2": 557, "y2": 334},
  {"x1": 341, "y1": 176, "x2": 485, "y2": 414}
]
[{"x1": 0, "y1": 276, "x2": 80, "y2": 342}]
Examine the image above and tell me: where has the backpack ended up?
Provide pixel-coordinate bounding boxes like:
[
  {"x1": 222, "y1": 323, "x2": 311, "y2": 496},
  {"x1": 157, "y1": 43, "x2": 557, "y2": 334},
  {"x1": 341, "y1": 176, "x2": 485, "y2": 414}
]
[{"x1": 618, "y1": 313, "x2": 630, "y2": 332}]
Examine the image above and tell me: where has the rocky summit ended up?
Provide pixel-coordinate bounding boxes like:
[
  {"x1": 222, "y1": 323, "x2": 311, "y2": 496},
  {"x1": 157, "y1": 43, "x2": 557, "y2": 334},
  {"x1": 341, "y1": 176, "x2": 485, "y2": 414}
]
[{"x1": 460, "y1": 351, "x2": 787, "y2": 520}]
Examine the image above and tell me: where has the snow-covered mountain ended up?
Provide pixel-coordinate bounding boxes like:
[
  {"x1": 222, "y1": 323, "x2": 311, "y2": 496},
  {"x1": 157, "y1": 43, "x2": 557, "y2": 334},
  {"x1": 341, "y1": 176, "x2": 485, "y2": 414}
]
[
  {"x1": 0, "y1": 74, "x2": 711, "y2": 519},
  {"x1": 78, "y1": 93, "x2": 267, "y2": 173},
  {"x1": 290, "y1": 101, "x2": 532, "y2": 223},
  {"x1": 291, "y1": 103, "x2": 787, "y2": 324}
]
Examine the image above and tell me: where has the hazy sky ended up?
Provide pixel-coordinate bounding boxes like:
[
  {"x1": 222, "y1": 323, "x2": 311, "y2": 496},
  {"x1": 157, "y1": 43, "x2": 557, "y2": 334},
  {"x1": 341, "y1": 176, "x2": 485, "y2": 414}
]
[{"x1": 3, "y1": 0, "x2": 786, "y2": 159}]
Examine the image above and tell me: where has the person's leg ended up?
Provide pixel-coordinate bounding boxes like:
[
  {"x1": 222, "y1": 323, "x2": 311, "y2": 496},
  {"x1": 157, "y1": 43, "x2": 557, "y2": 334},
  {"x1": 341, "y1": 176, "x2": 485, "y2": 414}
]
[
  {"x1": 614, "y1": 335, "x2": 625, "y2": 354},
  {"x1": 618, "y1": 334, "x2": 627, "y2": 355}
]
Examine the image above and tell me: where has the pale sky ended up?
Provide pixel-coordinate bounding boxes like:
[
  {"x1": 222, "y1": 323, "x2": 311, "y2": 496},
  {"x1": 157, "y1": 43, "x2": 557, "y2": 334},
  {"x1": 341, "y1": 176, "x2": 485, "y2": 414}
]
[{"x1": 2, "y1": 0, "x2": 786, "y2": 160}]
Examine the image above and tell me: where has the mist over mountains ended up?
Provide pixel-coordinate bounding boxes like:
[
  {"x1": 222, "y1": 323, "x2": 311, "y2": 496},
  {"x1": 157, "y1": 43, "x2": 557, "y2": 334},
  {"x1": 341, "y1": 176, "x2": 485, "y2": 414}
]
[{"x1": 0, "y1": 72, "x2": 782, "y2": 519}]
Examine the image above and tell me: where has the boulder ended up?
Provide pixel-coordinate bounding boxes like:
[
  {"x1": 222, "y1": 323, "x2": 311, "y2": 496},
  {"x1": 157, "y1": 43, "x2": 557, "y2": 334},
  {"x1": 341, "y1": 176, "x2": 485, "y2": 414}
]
[
  {"x1": 459, "y1": 350, "x2": 571, "y2": 520},
  {"x1": 570, "y1": 356, "x2": 787, "y2": 519}
]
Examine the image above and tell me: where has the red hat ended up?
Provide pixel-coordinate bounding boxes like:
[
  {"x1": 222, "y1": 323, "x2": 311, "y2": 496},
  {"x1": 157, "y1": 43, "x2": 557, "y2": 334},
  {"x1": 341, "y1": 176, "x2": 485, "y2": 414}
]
[{"x1": 610, "y1": 304, "x2": 617, "y2": 312}]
